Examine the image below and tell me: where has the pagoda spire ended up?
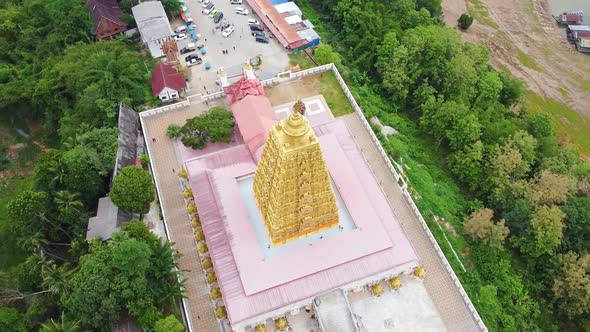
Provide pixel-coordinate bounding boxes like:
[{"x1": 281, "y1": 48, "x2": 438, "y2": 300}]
[{"x1": 253, "y1": 101, "x2": 339, "y2": 245}]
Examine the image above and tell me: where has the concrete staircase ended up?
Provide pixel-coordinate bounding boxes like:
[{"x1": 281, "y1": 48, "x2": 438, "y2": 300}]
[{"x1": 314, "y1": 290, "x2": 358, "y2": 332}]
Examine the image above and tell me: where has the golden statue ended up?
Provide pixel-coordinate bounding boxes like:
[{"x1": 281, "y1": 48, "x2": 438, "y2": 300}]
[
  {"x1": 370, "y1": 283, "x2": 384, "y2": 297},
  {"x1": 202, "y1": 257, "x2": 213, "y2": 270},
  {"x1": 413, "y1": 266, "x2": 426, "y2": 279},
  {"x1": 255, "y1": 324, "x2": 267, "y2": 332},
  {"x1": 253, "y1": 103, "x2": 339, "y2": 245},
  {"x1": 388, "y1": 277, "x2": 402, "y2": 290},
  {"x1": 215, "y1": 306, "x2": 227, "y2": 319}
]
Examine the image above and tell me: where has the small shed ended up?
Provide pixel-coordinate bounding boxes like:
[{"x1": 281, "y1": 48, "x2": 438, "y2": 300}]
[
  {"x1": 151, "y1": 62, "x2": 188, "y2": 101},
  {"x1": 85, "y1": 0, "x2": 127, "y2": 39}
]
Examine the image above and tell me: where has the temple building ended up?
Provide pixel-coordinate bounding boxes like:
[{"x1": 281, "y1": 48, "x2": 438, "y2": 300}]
[
  {"x1": 253, "y1": 101, "x2": 339, "y2": 245},
  {"x1": 173, "y1": 62, "x2": 449, "y2": 331}
]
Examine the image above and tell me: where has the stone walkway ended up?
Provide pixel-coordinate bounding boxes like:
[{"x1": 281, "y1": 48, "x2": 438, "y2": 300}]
[
  {"x1": 341, "y1": 114, "x2": 479, "y2": 332},
  {"x1": 143, "y1": 104, "x2": 225, "y2": 332}
]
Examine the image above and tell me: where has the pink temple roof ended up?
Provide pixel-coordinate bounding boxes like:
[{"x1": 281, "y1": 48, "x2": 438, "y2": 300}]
[
  {"x1": 185, "y1": 118, "x2": 418, "y2": 325},
  {"x1": 224, "y1": 78, "x2": 279, "y2": 155},
  {"x1": 223, "y1": 77, "x2": 266, "y2": 104}
]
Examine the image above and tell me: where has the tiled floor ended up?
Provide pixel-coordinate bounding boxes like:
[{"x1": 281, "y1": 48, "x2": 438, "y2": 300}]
[{"x1": 143, "y1": 101, "x2": 227, "y2": 332}]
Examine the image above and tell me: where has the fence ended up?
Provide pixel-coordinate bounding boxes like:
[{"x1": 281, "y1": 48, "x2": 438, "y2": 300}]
[{"x1": 139, "y1": 100, "x2": 190, "y2": 119}]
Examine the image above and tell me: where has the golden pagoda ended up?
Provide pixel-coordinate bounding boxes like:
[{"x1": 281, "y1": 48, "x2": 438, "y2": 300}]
[{"x1": 253, "y1": 100, "x2": 339, "y2": 245}]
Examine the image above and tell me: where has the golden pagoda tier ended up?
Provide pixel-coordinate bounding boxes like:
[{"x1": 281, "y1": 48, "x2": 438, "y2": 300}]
[{"x1": 253, "y1": 101, "x2": 339, "y2": 245}]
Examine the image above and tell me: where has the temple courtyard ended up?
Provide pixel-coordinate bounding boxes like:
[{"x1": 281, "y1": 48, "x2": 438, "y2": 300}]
[{"x1": 140, "y1": 68, "x2": 483, "y2": 332}]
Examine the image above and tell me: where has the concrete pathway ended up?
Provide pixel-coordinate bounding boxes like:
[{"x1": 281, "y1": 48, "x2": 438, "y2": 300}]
[{"x1": 341, "y1": 114, "x2": 479, "y2": 332}]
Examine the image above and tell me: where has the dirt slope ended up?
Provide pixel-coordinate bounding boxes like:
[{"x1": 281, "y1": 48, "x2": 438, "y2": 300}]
[{"x1": 442, "y1": 0, "x2": 590, "y2": 118}]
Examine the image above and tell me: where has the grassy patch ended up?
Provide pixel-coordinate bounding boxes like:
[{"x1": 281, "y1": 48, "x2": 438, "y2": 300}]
[
  {"x1": 289, "y1": 52, "x2": 315, "y2": 70},
  {"x1": 315, "y1": 71, "x2": 354, "y2": 117},
  {"x1": 516, "y1": 49, "x2": 543, "y2": 72},
  {"x1": 467, "y1": 0, "x2": 499, "y2": 29},
  {"x1": 526, "y1": 92, "x2": 590, "y2": 155},
  {"x1": 0, "y1": 176, "x2": 32, "y2": 270}
]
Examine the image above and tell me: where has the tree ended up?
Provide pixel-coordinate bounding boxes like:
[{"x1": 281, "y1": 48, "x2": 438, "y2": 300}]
[
  {"x1": 463, "y1": 208, "x2": 510, "y2": 248},
  {"x1": 110, "y1": 166, "x2": 155, "y2": 215},
  {"x1": 524, "y1": 170, "x2": 570, "y2": 205},
  {"x1": 154, "y1": 315, "x2": 185, "y2": 332},
  {"x1": 447, "y1": 140, "x2": 484, "y2": 188},
  {"x1": 417, "y1": 0, "x2": 442, "y2": 16},
  {"x1": 458, "y1": 13, "x2": 474, "y2": 30},
  {"x1": 506, "y1": 130, "x2": 537, "y2": 167},
  {"x1": 518, "y1": 205, "x2": 565, "y2": 257},
  {"x1": 62, "y1": 146, "x2": 104, "y2": 203},
  {"x1": 180, "y1": 108, "x2": 234, "y2": 149},
  {"x1": 122, "y1": 220, "x2": 160, "y2": 247},
  {"x1": 552, "y1": 252, "x2": 590, "y2": 318},
  {"x1": 34, "y1": 150, "x2": 64, "y2": 191},
  {"x1": 160, "y1": 0, "x2": 182, "y2": 19},
  {"x1": 54, "y1": 191, "x2": 83, "y2": 213},
  {"x1": 110, "y1": 239, "x2": 152, "y2": 276},
  {"x1": 7, "y1": 191, "x2": 49, "y2": 238},
  {"x1": 0, "y1": 306, "x2": 27, "y2": 332},
  {"x1": 560, "y1": 197, "x2": 590, "y2": 253},
  {"x1": 78, "y1": 127, "x2": 119, "y2": 173},
  {"x1": 314, "y1": 44, "x2": 340, "y2": 65},
  {"x1": 166, "y1": 124, "x2": 182, "y2": 139},
  {"x1": 40, "y1": 312, "x2": 81, "y2": 332},
  {"x1": 63, "y1": 243, "x2": 120, "y2": 330},
  {"x1": 41, "y1": 262, "x2": 73, "y2": 298}
]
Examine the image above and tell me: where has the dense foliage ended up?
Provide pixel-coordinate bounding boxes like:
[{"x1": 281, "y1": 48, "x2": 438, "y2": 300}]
[
  {"x1": 176, "y1": 107, "x2": 235, "y2": 149},
  {"x1": 0, "y1": 0, "x2": 183, "y2": 330},
  {"x1": 300, "y1": 0, "x2": 590, "y2": 329},
  {"x1": 110, "y1": 166, "x2": 155, "y2": 215}
]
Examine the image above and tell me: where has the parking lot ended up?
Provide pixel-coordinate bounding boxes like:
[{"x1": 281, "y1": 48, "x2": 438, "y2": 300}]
[{"x1": 171, "y1": 0, "x2": 290, "y2": 95}]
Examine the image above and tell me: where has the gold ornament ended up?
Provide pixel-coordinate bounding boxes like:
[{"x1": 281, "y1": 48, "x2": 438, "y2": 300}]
[
  {"x1": 215, "y1": 306, "x2": 227, "y2": 319},
  {"x1": 187, "y1": 201, "x2": 197, "y2": 214},
  {"x1": 255, "y1": 324, "x2": 267, "y2": 332},
  {"x1": 210, "y1": 287, "x2": 222, "y2": 300},
  {"x1": 388, "y1": 277, "x2": 402, "y2": 290},
  {"x1": 191, "y1": 216, "x2": 201, "y2": 228},
  {"x1": 274, "y1": 317, "x2": 288, "y2": 330},
  {"x1": 413, "y1": 266, "x2": 426, "y2": 279},
  {"x1": 179, "y1": 168, "x2": 188, "y2": 179},
  {"x1": 197, "y1": 242, "x2": 208, "y2": 254},
  {"x1": 201, "y1": 257, "x2": 212, "y2": 270},
  {"x1": 195, "y1": 230, "x2": 205, "y2": 242},
  {"x1": 370, "y1": 283, "x2": 384, "y2": 297},
  {"x1": 207, "y1": 271, "x2": 217, "y2": 284},
  {"x1": 183, "y1": 187, "x2": 193, "y2": 199}
]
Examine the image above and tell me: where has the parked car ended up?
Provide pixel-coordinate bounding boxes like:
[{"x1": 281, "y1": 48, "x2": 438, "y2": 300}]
[
  {"x1": 255, "y1": 35, "x2": 269, "y2": 43},
  {"x1": 175, "y1": 25, "x2": 187, "y2": 34},
  {"x1": 203, "y1": 4, "x2": 214, "y2": 14},
  {"x1": 235, "y1": 6, "x2": 248, "y2": 15},
  {"x1": 208, "y1": 8, "x2": 218, "y2": 18},
  {"x1": 222, "y1": 25, "x2": 235, "y2": 37},
  {"x1": 214, "y1": 12, "x2": 224, "y2": 23},
  {"x1": 202, "y1": 0, "x2": 211, "y2": 7},
  {"x1": 248, "y1": 19, "x2": 259, "y2": 25},
  {"x1": 180, "y1": 43, "x2": 196, "y2": 54},
  {"x1": 251, "y1": 31, "x2": 265, "y2": 37},
  {"x1": 185, "y1": 54, "x2": 201, "y2": 62},
  {"x1": 187, "y1": 58, "x2": 203, "y2": 66},
  {"x1": 230, "y1": 0, "x2": 242, "y2": 4},
  {"x1": 174, "y1": 33, "x2": 187, "y2": 41},
  {"x1": 249, "y1": 24, "x2": 264, "y2": 32}
]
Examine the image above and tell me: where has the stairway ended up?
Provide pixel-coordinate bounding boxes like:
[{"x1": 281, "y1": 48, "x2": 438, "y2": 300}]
[{"x1": 314, "y1": 289, "x2": 358, "y2": 332}]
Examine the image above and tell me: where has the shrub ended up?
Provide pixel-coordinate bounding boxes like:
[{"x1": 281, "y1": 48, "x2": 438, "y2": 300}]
[
  {"x1": 458, "y1": 13, "x2": 474, "y2": 30},
  {"x1": 166, "y1": 124, "x2": 182, "y2": 139}
]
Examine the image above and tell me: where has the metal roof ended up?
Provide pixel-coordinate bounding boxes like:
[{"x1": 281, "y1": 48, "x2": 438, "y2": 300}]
[{"x1": 132, "y1": 2, "x2": 173, "y2": 44}]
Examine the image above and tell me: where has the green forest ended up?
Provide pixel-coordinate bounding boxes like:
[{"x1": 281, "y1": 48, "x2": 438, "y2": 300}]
[
  {"x1": 0, "y1": 0, "x2": 185, "y2": 330},
  {"x1": 298, "y1": 0, "x2": 590, "y2": 330}
]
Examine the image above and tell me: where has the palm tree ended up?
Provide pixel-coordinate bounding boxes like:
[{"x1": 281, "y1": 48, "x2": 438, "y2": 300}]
[
  {"x1": 54, "y1": 191, "x2": 83, "y2": 213},
  {"x1": 40, "y1": 312, "x2": 82, "y2": 332},
  {"x1": 49, "y1": 159, "x2": 67, "y2": 188},
  {"x1": 26, "y1": 250, "x2": 52, "y2": 274},
  {"x1": 18, "y1": 232, "x2": 49, "y2": 251},
  {"x1": 41, "y1": 262, "x2": 74, "y2": 298}
]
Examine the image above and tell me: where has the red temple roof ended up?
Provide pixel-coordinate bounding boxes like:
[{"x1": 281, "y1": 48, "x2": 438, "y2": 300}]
[{"x1": 151, "y1": 63, "x2": 187, "y2": 97}]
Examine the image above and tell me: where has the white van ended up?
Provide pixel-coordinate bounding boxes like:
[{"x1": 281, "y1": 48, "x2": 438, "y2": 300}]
[
  {"x1": 175, "y1": 25, "x2": 187, "y2": 33},
  {"x1": 230, "y1": 0, "x2": 242, "y2": 4},
  {"x1": 235, "y1": 7, "x2": 248, "y2": 15}
]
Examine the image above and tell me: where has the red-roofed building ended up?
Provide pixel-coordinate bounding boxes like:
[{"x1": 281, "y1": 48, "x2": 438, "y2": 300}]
[
  {"x1": 85, "y1": 0, "x2": 127, "y2": 40},
  {"x1": 151, "y1": 62, "x2": 188, "y2": 102},
  {"x1": 246, "y1": 0, "x2": 308, "y2": 51}
]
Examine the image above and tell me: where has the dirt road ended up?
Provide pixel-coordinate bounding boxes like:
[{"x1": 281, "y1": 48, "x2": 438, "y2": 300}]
[{"x1": 442, "y1": 0, "x2": 590, "y2": 118}]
